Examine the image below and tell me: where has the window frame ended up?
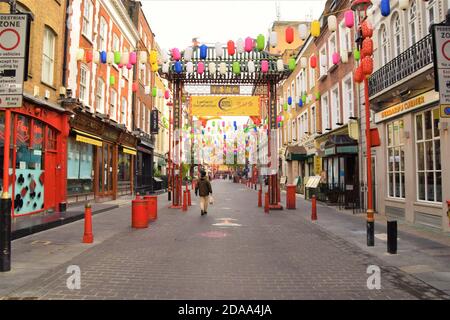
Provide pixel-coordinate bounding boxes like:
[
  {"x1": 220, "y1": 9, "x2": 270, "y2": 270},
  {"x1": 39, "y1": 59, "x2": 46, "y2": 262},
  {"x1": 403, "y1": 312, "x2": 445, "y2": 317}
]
[
  {"x1": 82, "y1": 0, "x2": 94, "y2": 41},
  {"x1": 79, "y1": 64, "x2": 90, "y2": 106},
  {"x1": 42, "y1": 27, "x2": 56, "y2": 86},
  {"x1": 386, "y1": 119, "x2": 405, "y2": 199}
]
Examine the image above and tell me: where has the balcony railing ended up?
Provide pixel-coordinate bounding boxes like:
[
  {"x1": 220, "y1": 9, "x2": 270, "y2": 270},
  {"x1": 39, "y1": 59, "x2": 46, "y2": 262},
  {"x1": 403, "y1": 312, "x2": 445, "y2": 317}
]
[{"x1": 369, "y1": 34, "x2": 433, "y2": 97}]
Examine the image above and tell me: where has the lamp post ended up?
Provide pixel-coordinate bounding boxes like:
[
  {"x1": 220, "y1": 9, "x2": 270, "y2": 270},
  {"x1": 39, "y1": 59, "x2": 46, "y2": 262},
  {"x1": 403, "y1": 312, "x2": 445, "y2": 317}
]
[
  {"x1": 167, "y1": 100, "x2": 173, "y2": 202},
  {"x1": 351, "y1": 0, "x2": 375, "y2": 247}
]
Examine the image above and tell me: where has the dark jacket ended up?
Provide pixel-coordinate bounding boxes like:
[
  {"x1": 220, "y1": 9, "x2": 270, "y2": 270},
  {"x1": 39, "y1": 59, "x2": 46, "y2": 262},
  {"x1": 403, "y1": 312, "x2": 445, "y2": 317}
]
[{"x1": 196, "y1": 177, "x2": 212, "y2": 197}]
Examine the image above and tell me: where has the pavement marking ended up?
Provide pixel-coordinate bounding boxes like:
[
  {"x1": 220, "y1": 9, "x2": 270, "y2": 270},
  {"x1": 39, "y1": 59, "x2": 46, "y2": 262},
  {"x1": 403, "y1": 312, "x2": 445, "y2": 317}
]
[
  {"x1": 375, "y1": 233, "x2": 400, "y2": 241},
  {"x1": 197, "y1": 231, "x2": 228, "y2": 238},
  {"x1": 212, "y1": 217, "x2": 242, "y2": 227},
  {"x1": 30, "y1": 240, "x2": 52, "y2": 246},
  {"x1": 399, "y1": 265, "x2": 436, "y2": 274}
]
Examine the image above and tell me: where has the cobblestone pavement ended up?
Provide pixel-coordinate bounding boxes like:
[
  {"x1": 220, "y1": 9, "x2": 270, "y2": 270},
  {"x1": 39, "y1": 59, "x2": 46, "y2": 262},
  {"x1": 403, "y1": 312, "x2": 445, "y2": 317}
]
[{"x1": 2, "y1": 180, "x2": 449, "y2": 300}]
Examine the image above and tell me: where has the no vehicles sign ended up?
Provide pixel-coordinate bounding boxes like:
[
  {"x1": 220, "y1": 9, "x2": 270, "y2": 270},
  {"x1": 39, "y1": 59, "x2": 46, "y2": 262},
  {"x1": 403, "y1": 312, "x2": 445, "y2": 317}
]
[{"x1": 0, "y1": 14, "x2": 29, "y2": 108}]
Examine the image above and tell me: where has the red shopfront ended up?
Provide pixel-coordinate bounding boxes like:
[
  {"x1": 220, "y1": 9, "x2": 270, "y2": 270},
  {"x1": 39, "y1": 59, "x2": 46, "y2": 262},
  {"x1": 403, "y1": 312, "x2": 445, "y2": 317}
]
[{"x1": 0, "y1": 101, "x2": 69, "y2": 217}]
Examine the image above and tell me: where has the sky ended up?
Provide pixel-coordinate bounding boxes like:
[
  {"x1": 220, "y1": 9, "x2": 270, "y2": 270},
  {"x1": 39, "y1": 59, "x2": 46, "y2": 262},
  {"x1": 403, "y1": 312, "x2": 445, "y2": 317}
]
[{"x1": 141, "y1": 0, "x2": 327, "y2": 52}]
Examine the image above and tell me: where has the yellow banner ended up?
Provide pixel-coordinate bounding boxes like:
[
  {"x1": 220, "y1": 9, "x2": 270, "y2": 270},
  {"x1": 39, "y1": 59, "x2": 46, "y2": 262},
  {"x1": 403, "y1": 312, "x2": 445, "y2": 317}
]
[
  {"x1": 123, "y1": 147, "x2": 137, "y2": 155},
  {"x1": 191, "y1": 96, "x2": 260, "y2": 117},
  {"x1": 76, "y1": 134, "x2": 102, "y2": 147}
]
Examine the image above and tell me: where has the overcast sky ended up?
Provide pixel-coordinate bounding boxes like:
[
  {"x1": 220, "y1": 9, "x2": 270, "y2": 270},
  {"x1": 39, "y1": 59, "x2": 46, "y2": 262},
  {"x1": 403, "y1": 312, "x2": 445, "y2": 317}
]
[{"x1": 141, "y1": 0, "x2": 327, "y2": 52}]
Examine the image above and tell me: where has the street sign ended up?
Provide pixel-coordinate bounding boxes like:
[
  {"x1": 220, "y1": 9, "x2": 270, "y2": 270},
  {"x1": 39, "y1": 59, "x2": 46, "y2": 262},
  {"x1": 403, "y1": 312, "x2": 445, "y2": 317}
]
[
  {"x1": 0, "y1": 14, "x2": 29, "y2": 108},
  {"x1": 432, "y1": 24, "x2": 450, "y2": 117}
]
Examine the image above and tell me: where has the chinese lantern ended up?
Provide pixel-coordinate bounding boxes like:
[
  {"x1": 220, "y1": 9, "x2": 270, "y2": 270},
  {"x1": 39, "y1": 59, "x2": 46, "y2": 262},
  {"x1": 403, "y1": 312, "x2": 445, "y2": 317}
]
[
  {"x1": 139, "y1": 51, "x2": 147, "y2": 64},
  {"x1": 232, "y1": 61, "x2": 240, "y2": 74},
  {"x1": 149, "y1": 50, "x2": 158, "y2": 64},
  {"x1": 215, "y1": 42, "x2": 223, "y2": 58},
  {"x1": 184, "y1": 47, "x2": 193, "y2": 61},
  {"x1": 345, "y1": 10, "x2": 354, "y2": 28},
  {"x1": 354, "y1": 49, "x2": 361, "y2": 61},
  {"x1": 110, "y1": 75, "x2": 115, "y2": 85},
  {"x1": 311, "y1": 20, "x2": 320, "y2": 37},
  {"x1": 269, "y1": 31, "x2": 278, "y2": 47},
  {"x1": 209, "y1": 62, "x2": 216, "y2": 74},
  {"x1": 381, "y1": 0, "x2": 391, "y2": 17},
  {"x1": 186, "y1": 61, "x2": 194, "y2": 74},
  {"x1": 362, "y1": 38, "x2": 374, "y2": 57},
  {"x1": 315, "y1": 92, "x2": 321, "y2": 100},
  {"x1": 248, "y1": 60, "x2": 255, "y2": 73},
  {"x1": 118, "y1": 63, "x2": 123, "y2": 69},
  {"x1": 256, "y1": 34, "x2": 265, "y2": 51},
  {"x1": 299, "y1": 99, "x2": 303, "y2": 107},
  {"x1": 85, "y1": 50, "x2": 93, "y2": 63},
  {"x1": 283, "y1": 103, "x2": 288, "y2": 111},
  {"x1": 129, "y1": 52, "x2": 137, "y2": 65},
  {"x1": 320, "y1": 54, "x2": 327, "y2": 67},
  {"x1": 107, "y1": 52, "x2": 114, "y2": 64},
  {"x1": 151, "y1": 62, "x2": 158, "y2": 72},
  {"x1": 310, "y1": 55, "x2": 317, "y2": 68},
  {"x1": 162, "y1": 62, "x2": 169, "y2": 74},
  {"x1": 399, "y1": 0, "x2": 409, "y2": 10},
  {"x1": 328, "y1": 15, "x2": 337, "y2": 32},
  {"x1": 236, "y1": 38, "x2": 244, "y2": 53},
  {"x1": 245, "y1": 37, "x2": 253, "y2": 52},
  {"x1": 288, "y1": 96, "x2": 292, "y2": 105},
  {"x1": 298, "y1": 24, "x2": 308, "y2": 40},
  {"x1": 164, "y1": 90, "x2": 170, "y2": 99},
  {"x1": 332, "y1": 52, "x2": 340, "y2": 65},
  {"x1": 261, "y1": 60, "x2": 269, "y2": 73},
  {"x1": 302, "y1": 94, "x2": 307, "y2": 104},
  {"x1": 120, "y1": 52, "x2": 129, "y2": 65},
  {"x1": 197, "y1": 62, "x2": 205, "y2": 74},
  {"x1": 172, "y1": 48, "x2": 181, "y2": 61},
  {"x1": 219, "y1": 62, "x2": 227, "y2": 75},
  {"x1": 100, "y1": 51, "x2": 107, "y2": 64},
  {"x1": 277, "y1": 59, "x2": 284, "y2": 72},
  {"x1": 285, "y1": 26, "x2": 294, "y2": 43},
  {"x1": 174, "y1": 61, "x2": 182, "y2": 74},
  {"x1": 152, "y1": 87, "x2": 157, "y2": 97},
  {"x1": 145, "y1": 86, "x2": 150, "y2": 95},
  {"x1": 288, "y1": 58, "x2": 296, "y2": 71},
  {"x1": 76, "y1": 48, "x2": 85, "y2": 61},
  {"x1": 300, "y1": 57, "x2": 307, "y2": 69},
  {"x1": 199, "y1": 44, "x2": 207, "y2": 59},
  {"x1": 114, "y1": 51, "x2": 121, "y2": 64},
  {"x1": 362, "y1": 56, "x2": 374, "y2": 75},
  {"x1": 361, "y1": 20, "x2": 373, "y2": 38},
  {"x1": 227, "y1": 40, "x2": 235, "y2": 56},
  {"x1": 354, "y1": 65, "x2": 364, "y2": 83},
  {"x1": 127, "y1": 63, "x2": 133, "y2": 70},
  {"x1": 132, "y1": 82, "x2": 138, "y2": 92}
]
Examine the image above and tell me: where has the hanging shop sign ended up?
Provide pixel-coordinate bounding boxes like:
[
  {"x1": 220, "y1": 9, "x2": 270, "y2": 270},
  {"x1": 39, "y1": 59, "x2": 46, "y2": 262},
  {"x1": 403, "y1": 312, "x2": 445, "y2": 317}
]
[
  {"x1": 432, "y1": 23, "x2": 450, "y2": 118},
  {"x1": 150, "y1": 109, "x2": 159, "y2": 134},
  {"x1": 191, "y1": 96, "x2": 260, "y2": 117},
  {"x1": 0, "y1": 14, "x2": 30, "y2": 108},
  {"x1": 210, "y1": 85, "x2": 240, "y2": 95},
  {"x1": 374, "y1": 90, "x2": 439, "y2": 123}
]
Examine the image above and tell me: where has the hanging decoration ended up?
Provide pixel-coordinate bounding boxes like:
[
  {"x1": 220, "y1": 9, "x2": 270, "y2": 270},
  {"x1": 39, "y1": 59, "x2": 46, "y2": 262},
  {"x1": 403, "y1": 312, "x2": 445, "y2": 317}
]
[
  {"x1": 302, "y1": 94, "x2": 307, "y2": 104},
  {"x1": 132, "y1": 82, "x2": 138, "y2": 92},
  {"x1": 232, "y1": 61, "x2": 241, "y2": 74},
  {"x1": 215, "y1": 42, "x2": 223, "y2": 57},
  {"x1": 298, "y1": 99, "x2": 303, "y2": 107},
  {"x1": 248, "y1": 60, "x2": 255, "y2": 73},
  {"x1": 197, "y1": 62, "x2": 205, "y2": 74},
  {"x1": 287, "y1": 96, "x2": 292, "y2": 106},
  {"x1": 219, "y1": 62, "x2": 227, "y2": 75},
  {"x1": 332, "y1": 52, "x2": 340, "y2": 65},
  {"x1": 328, "y1": 15, "x2": 337, "y2": 32},
  {"x1": 361, "y1": 56, "x2": 373, "y2": 75},
  {"x1": 199, "y1": 44, "x2": 208, "y2": 59},
  {"x1": 310, "y1": 55, "x2": 317, "y2": 68},
  {"x1": 110, "y1": 75, "x2": 115, "y2": 85},
  {"x1": 127, "y1": 63, "x2": 133, "y2": 70},
  {"x1": 245, "y1": 37, "x2": 253, "y2": 52},
  {"x1": 361, "y1": 38, "x2": 373, "y2": 57},
  {"x1": 311, "y1": 20, "x2": 320, "y2": 37},
  {"x1": 100, "y1": 51, "x2": 107, "y2": 64},
  {"x1": 107, "y1": 51, "x2": 114, "y2": 64},
  {"x1": 340, "y1": 49, "x2": 348, "y2": 63},
  {"x1": 261, "y1": 60, "x2": 269, "y2": 73},
  {"x1": 162, "y1": 62, "x2": 169, "y2": 74},
  {"x1": 172, "y1": 48, "x2": 181, "y2": 60},
  {"x1": 380, "y1": 0, "x2": 391, "y2": 17},
  {"x1": 76, "y1": 48, "x2": 85, "y2": 61},
  {"x1": 300, "y1": 57, "x2": 307, "y2": 69},
  {"x1": 236, "y1": 38, "x2": 245, "y2": 53},
  {"x1": 227, "y1": 40, "x2": 235, "y2": 56},
  {"x1": 285, "y1": 26, "x2": 294, "y2": 44},
  {"x1": 149, "y1": 50, "x2": 158, "y2": 64},
  {"x1": 151, "y1": 62, "x2": 158, "y2": 72},
  {"x1": 354, "y1": 49, "x2": 361, "y2": 61},
  {"x1": 298, "y1": 24, "x2": 308, "y2": 40},
  {"x1": 399, "y1": 0, "x2": 409, "y2": 10},
  {"x1": 283, "y1": 103, "x2": 288, "y2": 111},
  {"x1": 256, "y1": 34, "x2": 265, "y2": 51},
  {"x1": 174, "y1": 61, "x2": 182, "y2": 74},
  {"x1": 85, "y1": 50, "x2": 93, "y2": 63},
  {"x1": 320, "y1": 54, "x2": 327, "y2": 67},
  {"x1": 345, "y1": 10, "x2": 354, "y2": 28},
  {"x1": 139, "y1": 51, "x2": 147, "y2": 64},
  {"x1": 354, "y1": 65, "x2": 364, "y2": 83},
  {"x1": 277, "y1": 59, "x2": 284, "y2": 72},
  {"x1": 269, "y1": 31, "x2": 278, "y2": 47},
  {"x1": 184, "y1": 47, "x2": 193, "y2": 61},
  {"x1": 315, "y1": 92, "x2": 321, "y2": 100},
  {"x1": 114, "y1": 51, "x2": 121, "y2": 64},
  {"x1": 129, "y1": 52, "x2": 137, "y2": 65},
  {"x1": 152, "y1": 87, "x2": 158, "y2": 97},
  {"x1": 288, "y1": 58, "x2": 296, "y2": 71}
]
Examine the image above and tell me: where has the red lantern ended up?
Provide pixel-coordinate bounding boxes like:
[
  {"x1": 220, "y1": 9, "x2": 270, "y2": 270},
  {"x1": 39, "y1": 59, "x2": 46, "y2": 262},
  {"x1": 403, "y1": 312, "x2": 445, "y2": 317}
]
[
  {"x1": 361, "y1": 20, "x2": 373, "y2": 38},
  {"x1": 354, "y1": 65, "x2": 364, "y2": 83},
  {"x1": 85, "y1": 50, "x2": 93, "y2": 63},
  {"x1": 227, "y1": 40, "x2": 235, "y2": 56},
  {"x1": 362, "y1": 56, "x2": 373, "y2": 75},
  {"x1": 361, "y1": 38, "x2": 373, "y2": 57},
  {"x1": 310, "y1": 55, "x2": 317, "y2": 68},
  {"x1": 285, "y1": 26, "x2": 294, "y2": 44},
  {"x1": 132, "y1": 82, "x2": 138, "y2": 92}
]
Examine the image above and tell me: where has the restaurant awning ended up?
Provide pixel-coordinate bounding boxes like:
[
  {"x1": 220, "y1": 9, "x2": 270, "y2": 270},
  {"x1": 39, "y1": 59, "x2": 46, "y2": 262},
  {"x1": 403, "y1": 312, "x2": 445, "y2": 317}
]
[{"x1": 285, "y1": 145, "x2": 307, "y2": 161}]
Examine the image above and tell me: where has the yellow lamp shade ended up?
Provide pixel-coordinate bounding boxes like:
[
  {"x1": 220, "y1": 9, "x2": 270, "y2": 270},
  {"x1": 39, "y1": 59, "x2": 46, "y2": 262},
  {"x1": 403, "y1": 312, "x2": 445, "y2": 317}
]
[{"x1": 311, "y1": 20, "x2": 320, "y2": 37}]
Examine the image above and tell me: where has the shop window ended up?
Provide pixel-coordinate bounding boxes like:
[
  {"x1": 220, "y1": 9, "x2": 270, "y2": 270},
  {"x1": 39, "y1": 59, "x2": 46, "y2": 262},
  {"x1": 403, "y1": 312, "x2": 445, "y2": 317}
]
[
  {"x1": 67, "y1": 136, "x2": 94, "y2": 195},
  {"x1": 415, "y1": 108, "x2": 441, "y2": 202},
  {"x1": 387, "y1": 120, "x2": 405, "y2": 199},
  {"x1": 46, "y1": 127, "x2": 57, "y2": 151},
  {"x1": 118, "y1": 151, "x2": 131, "y2": 182}
]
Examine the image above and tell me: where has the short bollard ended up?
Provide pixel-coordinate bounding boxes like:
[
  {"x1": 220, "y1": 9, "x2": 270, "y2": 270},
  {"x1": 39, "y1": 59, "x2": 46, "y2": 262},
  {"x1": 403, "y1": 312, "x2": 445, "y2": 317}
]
[
  {"x1": 186, "y1": 184, "x2": 192, "y2": 206},
  {"x1": 286, "y1": 184, "x2": 296, "y2": 209},
  {"x1": 82, "y1": 203, "x2": 93, "y2": 243},
  {"x1": 144, "y1": 195, "x2": 158, "y2": 221},
  {"x1": 311, "y1": 195, "x2": 317, "y2": 221},
  {"x1": 387, "y1": 220, "x2": 397, "y2": 254},
  {"x1": 132, "y1": 196, "x2": 149, "y2": 228},
  {"x1": 264, "y1": 192, "x2": 269, "y2": 214},
  {"x1": 258, "y1": 189, "x2": 262, "y2": 207},
  {"x1": 182, "y1": 191, "x2": 188, "y2": 212}
]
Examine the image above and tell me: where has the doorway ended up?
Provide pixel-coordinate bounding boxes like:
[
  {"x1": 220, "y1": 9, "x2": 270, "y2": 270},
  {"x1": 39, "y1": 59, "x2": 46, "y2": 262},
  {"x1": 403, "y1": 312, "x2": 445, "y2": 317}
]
[{"x1": 97, "y1": 143, "x2": 114, "y2": 196}]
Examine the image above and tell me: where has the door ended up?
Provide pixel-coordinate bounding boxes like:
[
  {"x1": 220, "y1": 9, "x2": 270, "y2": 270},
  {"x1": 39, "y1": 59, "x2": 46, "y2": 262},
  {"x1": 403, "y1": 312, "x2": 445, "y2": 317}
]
[
  {"x1": 44, "y1": 151, "x2": 57, "y2": 211},
  {"x1": 97, "y1": 143, "x2": 114, "y2": 196}
]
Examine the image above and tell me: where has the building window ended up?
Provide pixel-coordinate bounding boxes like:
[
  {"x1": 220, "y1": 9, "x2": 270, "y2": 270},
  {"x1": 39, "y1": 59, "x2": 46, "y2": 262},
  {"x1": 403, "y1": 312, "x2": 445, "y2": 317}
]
[
  {"x1": 380, "y1": 24, "x2": 389, "y2": 65},
  {"x1": 409, "y1": 0, "x2": 418, "y2": 46},
  {"x1": 109, "y1": 89, "x2": 117, "y2": 119},
  {"x1": 42, "y1": 27, "x2": 55, "y2": 85},
  {"x1": 82, "y1": 0, "x2": 93, "y2": 40},
  {"x1": 393, "y1": 13, "x2": 402, "y2": 57},
  {"x1": 311, "y1": 105, "x2": 316, "y2": 134},
  {"x1": 426, "y1": 0, "x2": 436, "y2": 33},
  {"x1": 415, "y1": 108, "x2": 441, "y2": 202},
  {"x1": 328, "y1": 33, "x2": 337, "y2": 66},
  {"x1": 95, "y1": 78, "x2": 105, "y2": 113},
  {"x1": 339, "y1": 20, "x2": 351, "y2": 53},
  {"x1": 292, "y1": 120, "x2": 297, "y2": 141},
  {"x1": 121, "y1": 97, "x2": 127, "y2": 124},
  {"x1": 309, "y1": 65, "x2": 315, "y2": 89},
  {"x1": 387, "y1": 120, "x2": 405, "y2": 198},
  {"x1": 342, "y1": 74, "x2": 354, "y2": 121},
  {"x1": 79, "y1": 64, "x2": 89, "y2": 106},
  {"x1": 99, "y1": 17, "x2": 108, "y2": 52},
  {"x1": 319, "y1": 46, "x2": 327, "y2": 77},
  {"x1": 331, "y1": 85, "x2": 340, "y2": 128},
  {"x1": 321, "y1": 93, "x2": 330, "y2": 131}
]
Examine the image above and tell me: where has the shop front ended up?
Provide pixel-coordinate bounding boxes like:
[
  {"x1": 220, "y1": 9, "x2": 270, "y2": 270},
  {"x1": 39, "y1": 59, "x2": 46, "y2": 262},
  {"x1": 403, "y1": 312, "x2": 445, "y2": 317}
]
[
  {"x1": 0, "y1": 98, "x2": 70, "y2": 216},
  {"x1": 136, "y1": 134, "x2": 154, "y2": 195}
]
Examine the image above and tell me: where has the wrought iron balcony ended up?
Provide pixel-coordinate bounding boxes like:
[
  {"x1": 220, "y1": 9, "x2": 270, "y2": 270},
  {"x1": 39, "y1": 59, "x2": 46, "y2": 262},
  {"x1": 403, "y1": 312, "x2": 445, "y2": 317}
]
[{"x1": 369, "y1": 34, "x2": 433, "y2": 97}]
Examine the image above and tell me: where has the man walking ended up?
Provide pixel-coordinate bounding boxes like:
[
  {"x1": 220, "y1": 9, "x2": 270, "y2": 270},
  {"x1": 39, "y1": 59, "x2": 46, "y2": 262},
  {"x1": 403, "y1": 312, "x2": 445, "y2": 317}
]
[{"x1": 195, "y1": 170, "x2": 212, "y2": 216}]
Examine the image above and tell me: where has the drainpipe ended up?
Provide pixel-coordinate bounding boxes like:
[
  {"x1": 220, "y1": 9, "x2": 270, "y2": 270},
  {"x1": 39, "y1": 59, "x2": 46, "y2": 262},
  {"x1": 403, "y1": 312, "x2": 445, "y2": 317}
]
[{"x1": 62, "y1": 0, "x2": 71, "y2": 88}]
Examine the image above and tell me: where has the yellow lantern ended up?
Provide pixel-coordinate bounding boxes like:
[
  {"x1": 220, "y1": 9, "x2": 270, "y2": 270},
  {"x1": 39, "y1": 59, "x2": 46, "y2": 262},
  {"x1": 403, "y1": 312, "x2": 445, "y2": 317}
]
[
  {"x1": 151, "y1": 62, "x2": 158, "y2": 72},
  {"x1": 149, "y1": 50, "x2": 158, "y2": 64},
  {"x1": 311, "y1": 20, "x2": 320, "y2": 37}
]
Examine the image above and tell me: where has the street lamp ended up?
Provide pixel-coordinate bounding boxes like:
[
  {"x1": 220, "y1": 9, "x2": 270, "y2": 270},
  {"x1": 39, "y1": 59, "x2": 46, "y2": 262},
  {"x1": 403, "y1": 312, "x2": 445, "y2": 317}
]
[{"x1": 351, "y1": 0, "x2": 375, "y2": 247}]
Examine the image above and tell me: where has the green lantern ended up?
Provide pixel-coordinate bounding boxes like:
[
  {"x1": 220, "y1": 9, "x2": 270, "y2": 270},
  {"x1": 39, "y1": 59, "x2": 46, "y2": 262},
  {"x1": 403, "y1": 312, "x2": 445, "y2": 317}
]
[
  {"x1": 315, "y1": 92, "x2": 321, "y2": 100},
  {"x1": 283, "y1": 103, "x2": 288, "y2": 111},
  {"x1": 152, "y1": 87, "x2": 157, "y2": 97},
  {"x1": 256, "y1": 34, "x2": 265, "y2": 51},
  {"x1": 302, "y1": 94, "x2": 307, "y2": 104},
  {"x1": 114, "y1": 51, "x2": 121, "y2": 65},
  {"x1": 288, "y1": 58, "x2": 296, "y2": 71},
  {"x1": 212, "y1": 121, "x2": 215, "y2": 127},
  {"x1": 232, "y1": 61, "x2": 241, "y2": 74},
  {"x1": 354, "y1": 49, "x2": 360, "y2": 61},
  {"x1": 110, "y1": 75, "x2": 115, "y2": 85}
]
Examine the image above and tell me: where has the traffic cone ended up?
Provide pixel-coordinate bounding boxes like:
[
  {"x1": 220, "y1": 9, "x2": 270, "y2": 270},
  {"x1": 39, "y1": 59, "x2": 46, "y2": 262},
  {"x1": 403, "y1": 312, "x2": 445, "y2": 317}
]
[{"x1": 82, "y1": 203, "x2": 93, "y2": 243}]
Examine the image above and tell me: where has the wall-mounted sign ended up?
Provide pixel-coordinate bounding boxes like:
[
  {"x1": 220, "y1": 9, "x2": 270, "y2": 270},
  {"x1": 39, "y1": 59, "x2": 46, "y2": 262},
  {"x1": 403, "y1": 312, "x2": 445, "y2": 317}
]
[
  {"x1": 150, "y1": 109, "x2": 159, "y2": 134},
  {"x1": 374, "y1": 90, "x2": 439, "y2": 123},
  {"x1": 191, "y1": 96, "x2": 260, "y2": 117},
  {"x1": 431, "y1": 24, "x2": 450, "y2": 118},
  {"x1": 210, "y1": 85, "x2": 240, "y2": 95}
]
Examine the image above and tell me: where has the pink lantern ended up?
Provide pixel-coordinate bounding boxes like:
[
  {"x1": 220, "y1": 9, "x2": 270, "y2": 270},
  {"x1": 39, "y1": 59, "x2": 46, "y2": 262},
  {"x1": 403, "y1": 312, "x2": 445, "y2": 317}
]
[
  {"x1": 126, "y1": 63, "x2": 133, "y2": 70},
  {"x1": 245, "y1": 37, "x2": 253, "y2": 52},
  {"x1": 118, "y1": 63, "x2": 123, "y2": 68},
  {"x1": 197, "y1": 62, "x2": 205, "y2": 74},
  {"x1": 172, "y1": 48, "x2": 181, "y2": 60},
  {"x1": 129, "y1": 52, "x2": 137, "y2": 65},
  {"x1": 261, "y1": 60, "x2": 269, "y2": 73},
  {"x1": 345, "y1": 10, "x2": 354, "y2": 28},
  {"x1": 332, "y1": 52, "x2": 340, "y2": 65},
  {"x1": 132, "y1": 82, "x2": 138, "y2": 92},
  {"x1": 164, "y1": 90, "x2": 170, "y2": 99}
]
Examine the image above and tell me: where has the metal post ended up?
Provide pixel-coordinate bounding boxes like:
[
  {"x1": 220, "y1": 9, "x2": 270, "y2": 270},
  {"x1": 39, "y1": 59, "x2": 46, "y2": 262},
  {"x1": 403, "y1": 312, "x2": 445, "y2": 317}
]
[
  {"x1": 364, "y1": 78, "x2": 374, "y2": 246},
  {"x1": 1, "y1": 109, "x2": 12, "y2": 272}
]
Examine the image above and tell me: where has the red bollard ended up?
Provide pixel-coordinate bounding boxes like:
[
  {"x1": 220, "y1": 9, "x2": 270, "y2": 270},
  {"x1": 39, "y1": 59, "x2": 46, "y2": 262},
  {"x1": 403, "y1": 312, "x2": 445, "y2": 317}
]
[
  {"x1": 82, "y1": 203, "x2": 93, "y2": 243},
  {"x1": 258, "y1": 189, "x2": 262, "y2": 207},
  {"x1": 182, "y1": 190, "x2": 188, "y2": 212},
  {"x1": 264, "y1": 192, "x2": 269, "y2": 214},
  {"x1": 286, "y1": 184, "x2": 296, "y2": 209},
  {"x1": 132, "y1": 196, "x2": 149, "y2": 228},
  {"x1": 311, "y1": 195, "x2": 317, "y2": 221},
  {"x1": 144, "y1": 195, "x2": 158, "y2": 221},
  {"x1": 187, "y1": 189, "x2": 192, "y2": 206}
]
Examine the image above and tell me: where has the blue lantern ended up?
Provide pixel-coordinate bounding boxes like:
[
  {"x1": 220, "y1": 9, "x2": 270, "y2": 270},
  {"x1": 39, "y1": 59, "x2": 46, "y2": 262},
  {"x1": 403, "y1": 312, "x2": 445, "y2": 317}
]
[
  {"x1": 381, "y1": 0, "x2": 391, "y2": 17},
  {"x1": 299, "y1": 99, "x2": 303, "y2": 107},
  {"x1": 200, "y1": 44, "x2": 208, "y2": 59},
  {"x1": 175, "y1": 61, "x2": 182, "y2": 74},
  {"x1": 224, "y1": 135, "x2": 226, "y2": 139},
  {"x1": 100, "y1": 51, "x2": 107, "y2": 64},
  {"x1": 288, "y1": 96, "x2": 292, "y2": 105}
]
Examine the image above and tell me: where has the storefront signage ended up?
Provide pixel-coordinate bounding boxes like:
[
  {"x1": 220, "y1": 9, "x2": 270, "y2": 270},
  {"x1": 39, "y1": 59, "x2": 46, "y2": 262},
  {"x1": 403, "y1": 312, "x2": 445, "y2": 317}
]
[
  {"x1": 150, "y1": 109, "x2": 159, "y2": 134},
  {"x1": 210, "y1": 85, "x2": 240, "y2": 95},
  {"x1": 191, "y1": 96, "x2": 260, "y2": 117},
  {"x1": 336, "y1": 145, "x2": 358, "y2": 154},
  {"x1": 324, "y1": 147, "x2": 335, "y2": 156},
  {"x1": 374, "y1": 91, "x2": 439, "y2": 123},
  {"x1": 76, "y1": 134, "x2": 102, "y2": 147},
  {"x1": 314, "y1": 156, "x2": 322, "y2": 175},
  {"x1": 122, "y1": 147, "x2": 137, "y2": 156},
  {"x1": 0, "y1": 14, "x2": 30, "y2": 108}
]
